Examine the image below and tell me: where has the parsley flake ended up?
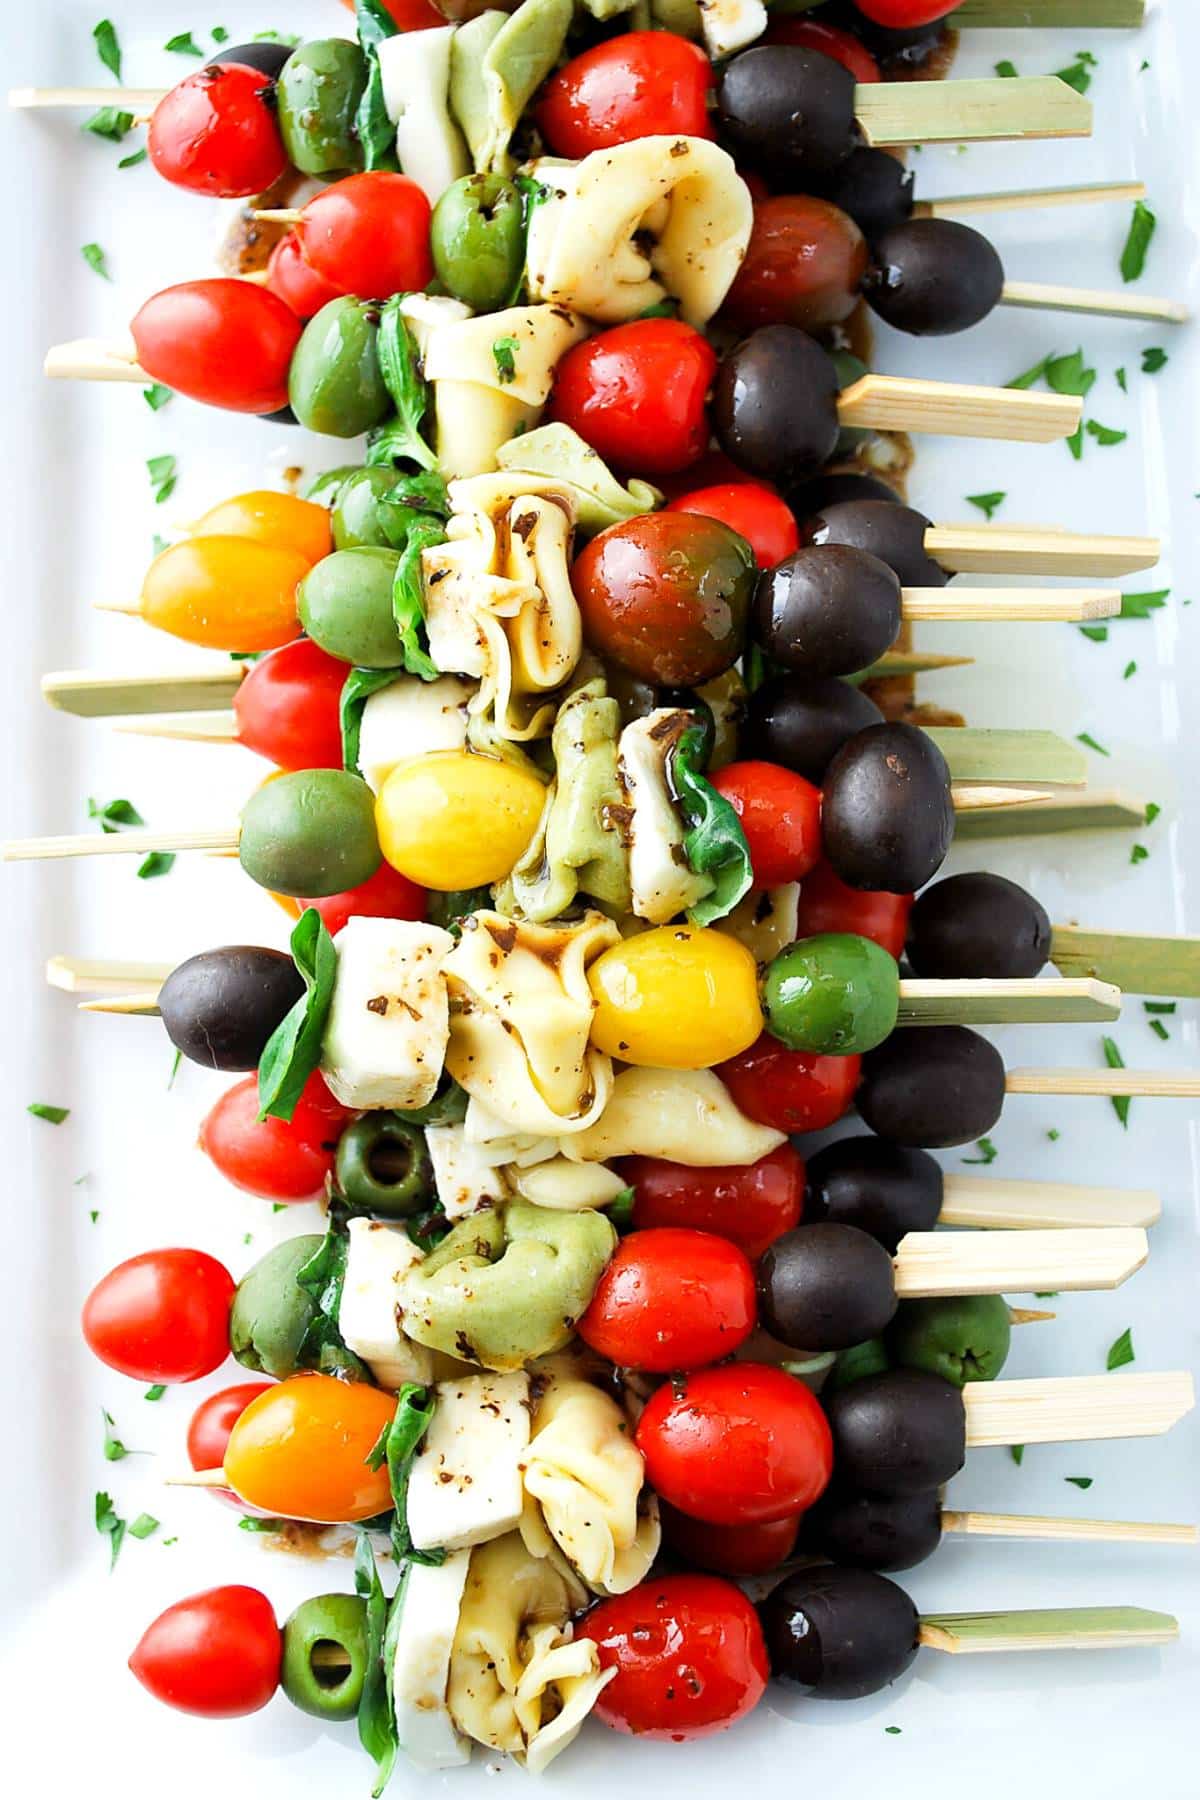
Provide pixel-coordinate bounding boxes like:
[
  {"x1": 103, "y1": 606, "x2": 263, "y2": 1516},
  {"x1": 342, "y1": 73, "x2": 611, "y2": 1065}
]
[
  {"x1": 1101, "y1": 1036, "x2": 1130, "y2": 1128},
  {"x1": 238, "y1": 1516, "x2": 284, "y2": 1532},
  {"x1": 1064, "y1": 1476, "x2": 1093, "y2": 1490},
  {"x1": 88, "y1": 796, "x2": 144, "y2": 834},
  {"x1": 1010, "y1": 1444, "x2": 1025, "y2": 1465},
  {"x1": 1115, "y1": 366, "x2": 1127, "y2": 393},
  {"x1": 994, "y1": 59, "x2": 1018, "y2": 78},
  {"x1": 1053, "y1": 49, "x2": 1097, "y2": 95},
  {"x1": 1130, "y1": 844, "x2": 1149, "y2": 865},
  {"x1": 168, "y1": 1049, "x2": 183, "y2": 1090},
  {"x1": 1142, "y1": 347, "x2": 1168, "y2": 373},
  {"x1": 118, "y1": 147, "x2": 148, "y2": 169},
  {"x1": 212, "y1": 26, "x2": 230, "y2": 42},
  {"x1": 1076, "y1": 732, "x2": 1109, "y2": 756},
  {"x1": 143, "y1": 383, "x2": 173, "y2": 411},
  {"x1": 164, "y1": 32, "x2": 204, "y2": 55},
  {"x1": 95, "y1": 1491, "x2": 126, "y2": 1569},
  {"x1": 966, "y1": 491, "x2": 1006, "y2": 520},
  {"x1": 1123, "y1": 661, "x2": 1137, "y2": 679},
  {"x1": 962, "y1": 1136, "x2": 998, "y2": 1165},
  {"x1": 147, "y1": 454, "x2": 177, "y2": 504},
  {"x1": 92, "y1": 19, "x2": 122, "y2": 79},
  {"x1": 1121, "y1": 589, "x2": 1168, "y2": 619},
  {"x1": 129, "y1": 1513, "x2": 160, "y2": 1540},
  {"x1": 492, "y1": 337, "x2": 519, "y2": 385},
  {"x1": 28, "y1": 1102, "x2": 69, "y2": 1124},
  {"x1": 1079, "y1": 625, "x2": 1108, "y2": 644},
  {"x1": 81, "y1": 242, "x2": 111, "y2": 281},
  {"x1": 1086, "y1": 420, "x2": 1126, "y2": 447},
  {"x1": 1144, "y1": 1001, "x2": 1176, "y2": 1014},
  {"x1": 144, "y1": 1385, "x2": 167, "y2": 1402},
  {"x1": 1145, "y1": 801, "x2": 1161, "y2": 825},
  {"x1": 1106, "y1": 1327, "x2": 1135, "y2": 1371},
  {"x1": 1148, "y1": 1018, "x2": 1169, "y2": 1041},
  {"x1": 1120, "y1": 201, "x2": 1156, "y2": 283},
  {"x1": 885, "y1": 1725, "x2": 903, "y2": 1735},
  {"x1": 138, "y1": 852, "x2": 176, "y2": 880},
  {"x1": 102, "y1": 1409, "x2": 132, "y2": 1461},
  {"x1": 83, "y1": 106, "x2": 135, "y2": 142},
  {"x1": 1046, "y1": 1128, "x2": 1060, "y2": 1141}
]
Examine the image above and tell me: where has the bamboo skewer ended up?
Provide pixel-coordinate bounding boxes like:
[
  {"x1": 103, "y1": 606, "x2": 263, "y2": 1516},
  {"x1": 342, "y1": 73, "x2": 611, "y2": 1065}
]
[
  {"x1": 922, "y1": 526, "x2": 1158, "y2": 578},
  {"x1": 891, "y1": 1227, "x2": 1146, "y2": 1297},
  {"x1": 940, "y1": 1176, "x2": 1160, "y2": 1231},
  {"x1": 900, "y1": 588, "x2": 1118, "y2": 621},
  {"x1": 8, "y1": 85, "x2": 167, "y2": 109},
  {"x1": 961, "y1": 1371, "x2": 1195, "y2": 1446},
  {"x1": 896, "y1": 978, "x2": 1118, "y2": 1025},
  {"x1": 836, "y1": 374, "x2": 1079, "y2": 442},
  {"x1": 939, "y1": 1513, "x2": 1197, "y2": 1548},
  {"x1": 918, "y1": 1607, "x2": 1175, "y2": 1656},
  {"x1": 41, "y1": 667, "x2": 243, "y2": 717},
  {"x1": 1006, "y1": 1069, "x2": 1200, "y2": 1099},
  {"x1": 853, "y1": 77, "x2": 1091, "y2": 148},
  {"x1": 917, "y1": 179, "x2": 1146, "y2": 219},
  {"x1": 1048, "y1": 927, "x2": 1200, "y2": 1000},
  {"x1": 948, "y1": 0, "x2": 1144, "y2": 25},
  {"x1": 999, "y1": 282, "x2": 1189, "y2": 326},
  {"x1": 954, "y1": 789, "x2": 1149, "y2": 839}
]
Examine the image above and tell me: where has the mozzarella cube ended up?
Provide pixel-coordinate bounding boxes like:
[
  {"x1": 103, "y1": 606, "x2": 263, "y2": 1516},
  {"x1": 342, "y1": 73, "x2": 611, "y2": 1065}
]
[
  {"x1": 407, "y1": 1371, "x2": 531, "y2": 1553},
  {"x1": 358, "y1": 676, "x2": 473, "y2": 794},
  {"x1": 390, "y1": 1550, "x2": 472, "y2": 1770},
  {"x1": 320, "y1": 918, "x2": 454, "y2": 1112},
  {"x1": 337, "y1": 1218, "x2": 433, "y2": 1391},
  {"x1": 426, "y1": 1122, "x2": 511, "y2": 1221}
]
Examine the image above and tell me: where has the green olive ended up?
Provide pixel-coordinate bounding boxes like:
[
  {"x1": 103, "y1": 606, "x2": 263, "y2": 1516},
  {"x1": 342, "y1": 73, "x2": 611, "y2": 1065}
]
[
  {"x1": 289, "y1": 298, "x2": 392, "y2": 439},
  {"x1": 400, "y1": 1200, "x2": 617, "y2": 1371},
  {"x1": 281, "y1": 1593, "x2": 370, "y2": 1721},
  {"x1": 276, "y1": 39, "x2": 367, "y2": 176},
  {"x1": 336, "y1": 1114, "x2": 433, "y2": 1217},
  {"x1": 297, "y1": 546, "x2": 405, "y2": 668},
  {"x1": 830, "y1": 349, "x2": 872, "y2": 459},
  {"x1": 230, "y1": 1235, "x2": 325, "y2": 1379},
  {"x1": 824, "y1": 1336, "x2": 891, "y2": 1395},
  {"x1": 239, "y1": 769, "x2": 382, "y2": 897},
  {"x1": 762, "y1": 932, "x2": 899, "y2": 1056},
  {"x1": 430, "y1": 174, "x2": 526, "y2": 313},
  {"x1": 331, "y1": 467, "x2": 433, "y2": 551},
  {"x1": 886, "y1": 1294, "x2": 1012, "y2": 1387}
]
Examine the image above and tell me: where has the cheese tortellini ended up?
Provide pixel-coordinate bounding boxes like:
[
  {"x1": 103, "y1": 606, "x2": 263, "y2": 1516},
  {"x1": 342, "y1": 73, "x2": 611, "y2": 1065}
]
[
  {"x1": 619, "y1": 709, "x2": 713, "y2": 925},
  {"x1": 565, "y1": 1065, "x2": 787, "y2": 1167},
  {"x1": 496, "y1": 423, "x2": 661, "y2": 537},
  {"x1": 421, "y1": 303, "x2": 588, "y2": 478}
]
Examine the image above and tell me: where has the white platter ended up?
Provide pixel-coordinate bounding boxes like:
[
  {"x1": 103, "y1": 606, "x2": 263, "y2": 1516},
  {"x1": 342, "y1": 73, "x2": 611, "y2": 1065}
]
[{"x1": 1, "y1": 5, "x2": 1197, "y2": 1798}]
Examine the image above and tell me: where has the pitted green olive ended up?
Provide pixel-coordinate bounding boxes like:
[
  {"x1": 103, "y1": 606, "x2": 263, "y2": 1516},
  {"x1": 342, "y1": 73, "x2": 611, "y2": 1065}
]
[
  {"x1": 230, "y1": 1235, "x2": 325, "y2": 1379},
  {"x1": 277, "y1": 39, "x2": 368, "y2": 177},
  {"x1": 886, "y1": 1294, "x2": 1012, "y2": 1387},
  {"x1": 399, "y1": 1200, "x2": 617, "y2": 1371},
  {"x1": 335, "y1": 1113, "x2": 433, "y2": 1217},
  {"x1": 281, "y1": 1592, "x2": 370, "y2": 1720}
]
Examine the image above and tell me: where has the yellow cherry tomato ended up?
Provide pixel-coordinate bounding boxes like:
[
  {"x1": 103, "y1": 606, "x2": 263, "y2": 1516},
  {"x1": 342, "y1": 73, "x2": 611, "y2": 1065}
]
[
  {"x1": 140, "y1": 536, "x2": 309, "y2": 651},
  {"x1": 376, "y1": 750, "x2": 546, "y2": 890},
  {"x1": 190, "y1": 490, "x2": 333, "y2": 568},
  {"x1": 223, "y1": 1374, "x2": 396, "y2": 1524},
  {"x1": 588, "y1": 925, "x2": 763, "y2": 1069}
]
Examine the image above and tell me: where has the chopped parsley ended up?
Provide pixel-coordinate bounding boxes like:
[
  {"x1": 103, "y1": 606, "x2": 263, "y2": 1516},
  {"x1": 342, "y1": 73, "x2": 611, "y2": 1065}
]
[
  {"x1": 83, "y1": 106, "x2": 135, "y2": 142},
  {"x1": 1010, "y1": 1444, "x2": 1025, "y2": 1466},
  {"x1": 238, "y1": 1516, "x2": 284, "y2": 1532},
  {"x1": 1120, "y1": 201, "x2": 1156, "y2": 283},
  {"x1": 962, "y1": 1137, "x2": 998, "y2": 1165},
  {"x1": 28, "y1": 1102, "x2": 69, "y2": 1124},
  {"x1": 164, "y1": 32, "x2": 204, "y2": 55},
  {"x1": 885, "y1": 1726, "x2": 903, "y2": 1735},
  {"x1": 88, "y1": 796, "x2": 144, "y2": 833},
  {"x1": 1045, "y1": 347, "x2": 1096, "y2": 398},
  {"x1": 102, "y1": 1409, "x2": 133, "y2": 1461},
  {"x1": 966, "y1": 491, "x2": 1006, "y2": 520},
  {"x1": 1115, "y1": 367, "x2": 1127, "y2": 393},
  {"x1": 81, "y1": 243, "x2": 111, "y2": 281},
  {"x1": 144, "y1": 1385, "x2": 167, "y2": 1402},
  {"x1": 1144, "y1": 1001, "x2": 1177, "y2": 1014},
  {"x1": 1106, "y1": 1326, "x2": 1135, "y2": 1371},
  {"x1": 994, "y1": 59, "x2": 1018, "y2": 78},
  {"x1": 95, "y1": 1491, "x2": 125, "y2": 1569},
  {"x1": 1076, "y1": 732, "x2": 1109, "y2": 756},
  {"x1": 143, "y1": 383, "x2": 173, "y2": 411},
  {"x1": 1101, "y1": 1036, "x2": 1130, "y2": 1128},
  {"x1": 118, "y1": 147, "x2": 148, "y2": 169},
  {"x1": 212, "y1": 26, "x2": 230, "y2": 43},
  {"x1": 1121, "y1": 589, "x2": 1168, "y2": 619},
  {"x1": 152, "y1": 534, "x2": 170, "y2": 558},
  {"x1": 92, "y1": 18, "x2": 122, "y2": 79},
  {"x1": 1130, "y1": 844, "x2": 1149, "y2": 866},
  {"x1": 147, "y1": 454, "x2": 177, "y2": 504},
  {"x1": 1079, "y1": 625, "x2": 1108, "y2": 644},
  {"x1": 168, "y1": 1049, "x2": 183, "y2": 1090},
  {"x1": 492, "y1": 337, "x2": 519, "y2": 385},
  {"x1": 1046, "y1": 1128, "x2": 1060, "y2": 1141},
  {"x1": 1148, "y1": 1018, "x2": 1170, "y2": 1042},
  {"x1": 90, "y1": 1210, "x2": 100, "y2": 1224},
  {"x1": 138, "y1": 852, "x2": 176, "y2": 880},
  {"x1": 1052, "y1": 49, "x2": 1096, "y2": 95},
  {"x1": 1086, "y1": 420, "x2": 1126, "y2": 447},
  {"x1": 1145, "y1": 801, "x2": 1162, "y2": 825},
  {"x1": 1064, "y1": 1476, "x2": 1093, "y2": 1490},
  {"x1": 1123, "y1": 661, "x2": 1137, "y2": 679},
  {"x1": 1142, "y1": 347, "x2": 1168, "y2": 373},
  {"x1": 129, "y1": 1513, "x2": 160, "y2": 1540}
]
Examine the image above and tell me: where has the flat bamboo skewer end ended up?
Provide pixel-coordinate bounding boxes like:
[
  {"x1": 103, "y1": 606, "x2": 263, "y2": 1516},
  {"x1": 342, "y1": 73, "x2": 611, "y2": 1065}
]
[
  {"x1": 940, "y1": 1175, "x2": 1161, "y2": 1231},
  {"x1": 1000, "y1": 281, "x2": 1189, "y2": 326},
  {"x1": 838, "y1": 374, "x2": 1081, "y2": 443},
  {"x1": 3, "y1": 826, "x2": 239, "y2": 861},
  {"x1": 164, "y1": 1468, "x2": 230, "y2": 1489},
  {"x1": 9, "y1": 85, "x2": 166, "y2": 109},
  {"x1": 962, "y1": 1371, "x2": 1196, "y2": 1447},
  {"x1": 918, "y1": 179, "x2": 1146, "y2": 219},
  {"x1": 1006, "y1": 1069, "x2": 1200, "y2": 1098},
  {"x1": 940, "y1": 1512, "x2": 1197, "y2": 1548},
  {"x1": 918, "y1": 1606, "x2": 1178, "y2": 1656},
  {"x1": 897, "y1": 977, "x2": 1119, "y2": 1026},
  {"x1": 924, "y1": 526, "x2": 1159, "y2": 578},
  {"x1": 854, "y1": 76, "x2": 1092, "y2": 149},
  {"x1": 44, "y1": 339, "x2": 145, "y2": 382},
  {"x1": 902, "y1": 587, "x2": 1120, "y2": 622},
  {"x1": 892, "y1": 1227, "x2": 1147, "y2": 1298}
]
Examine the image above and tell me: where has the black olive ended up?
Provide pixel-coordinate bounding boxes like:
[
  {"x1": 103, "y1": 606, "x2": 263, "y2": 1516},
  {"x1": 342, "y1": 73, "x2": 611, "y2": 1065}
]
[
  {"x1": 717, "y1": 47, "x2": 858, "y2": 183},
  {"x1": 259, "y1": 403, "x2": 300, "y2": 426},
  {"x1": 906, "y1": 871, "x2": 1052, "y2": 980},
  {"x1": 805, "y1": 499, "x2": 948, "y2": 588},
  {"x1": 858, "y1": 1025, "x2": 1006, "y2": 1148},
  {"x1": 159, "y1": 945, "x2": 305, "y2": 1071},
  {"x1": 743, "y1": 673, "x2": 883, "y2": 782},
  {"x1": 758, "y1": 1222, "x2": 898, "y2": 1351},
  {"x1": 811, "y1": 146, "x2": 915, "y2": 244},
  {"x1": 825, "y1": 1367, "x2": 966, "y2": 1494},
  {"x1": 803, "y1": 1484, "x2": 943, "y2": 1572},
  {"x1": 786, "y1": 470, "x2": 900, "y2": 530},
  {"x1": 753, "y1": 546, "x2": 901, "y2": 679},
  {"x1": 760, "y1": 1565, "x2": 920, "y2": 1698},
  {"x1": 864, "y1": 218, "x2": 1005, "y2": 337},
  {"x1": 822, "y1": 721, "x2": 954, "y2": 891},
  {"x1": 805, "y1": 1136, "x2": 943, "y2": 1252},
  {"x1": 207, "y1": 40, "x2": 294, "y2": 79},
  {"x1": 712, "y1": 327, "x2": 841, "y2": 485}
]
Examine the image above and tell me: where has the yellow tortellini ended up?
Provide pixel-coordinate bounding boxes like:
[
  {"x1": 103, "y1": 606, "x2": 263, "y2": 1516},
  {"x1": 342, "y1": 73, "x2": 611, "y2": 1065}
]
[
  {"x1": 565, "y1": 1065, "x2": 787, "y2": 1167},
  {"x1": 421, "y1": 304, "x2": 588, "y2": 478}
]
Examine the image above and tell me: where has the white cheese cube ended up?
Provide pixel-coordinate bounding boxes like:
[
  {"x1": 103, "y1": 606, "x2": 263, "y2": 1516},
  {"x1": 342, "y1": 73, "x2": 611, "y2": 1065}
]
[
  {"x1": 337, "y1": 1218, "x2": 434, "y2": 1391},
  {"x1": 320, "y1": 918, "x2": 454, "y2": 1112},
  {"x1": 426, "y1": 1123, "x2": 511, "y2": 1221},
  {"x1": 358, "y1": 676, "x2": 473, "y2": 794},
  {"x1": 390, "y1": 1550, "x2": 472, "y2": 1770},
  {"x1": 407, "y1": 1371, "x2": 531, "y2": 1553}
]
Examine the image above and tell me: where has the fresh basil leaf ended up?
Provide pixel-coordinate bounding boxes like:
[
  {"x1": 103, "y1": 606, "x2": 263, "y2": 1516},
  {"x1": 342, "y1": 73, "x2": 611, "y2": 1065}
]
[
  {"x1": 83, "y1": 105, "x2": 134, "y2": 141},
  {"x1": 341, "y1": 666, "x2": 406, "y2": 775},
  {"x1": 606, "y1": 1185, "x2": 636, "y2": 1232},
  {"x1": 28, "y1": 1102, "x2": 69, "y2": 1124},
  {"x1": 668, "y1": 721, "x2": 753, "y2": 927},
  {"x1": 257, "y1": 909, "x2": 338, "y2": 1123},
  {"x1": 1106, "y1": 1326, "x2": 1135, "y2": 1371},
  {"x1": 354, "y1": 0, "x2": 400, "y2": 173},
  {"x1": 355, "y1": 1533, "x2": 399, "y2": 1796},
  {"x1": 137, "y1": 851, "x2": 175, "y2": 879},
  {"x1": 93, "y1": 18, "x2": 122, "y2": 78},
  {"x1": 369, "y1": 299, "x2": 439, "y2": 473},
  {"x1": 95, "y1": 1490, "x2": 125, "y2": 1570},
  {"x1": 395, "y1": 1075, "x2": 469, "y2": 1127},
  {"x1": 1101, "y1": 1035, "x2": 1130, "y2": 1129},
  {"x1": 383, "y1": 1385, "x2": 444, "y2": 1568},
  {"x1": 392, "y1": 514, "x2": 445, "y2": 682},
  {"x1": 294, "y1": 1218, "x2": 370, "y2": 1380},
  {"x1": 1120, "y1": 200, "x2": 1156, "y2": 283},
  {"x1": 81, "y1": 242, "x2": 111, "y2": 281}
]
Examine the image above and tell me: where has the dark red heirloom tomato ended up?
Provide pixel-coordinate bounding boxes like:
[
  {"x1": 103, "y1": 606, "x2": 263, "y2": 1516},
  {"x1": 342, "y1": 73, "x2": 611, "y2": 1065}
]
[
  {"x1": 578, "y1": 1228, "x2": 756, "y2": 1372},
  {"x1": 129, "y1": 1586, "x2": 281, "y2": 1718},
  {"x1": 299, "y1": 861, "x2": 427, "y2": 938},
  {"x1": 536, "y1": 32, "x2": 713, "y2": 158},
  {"x1": 636, "y1": 1363, "x2": 833, "y2": 1525},
  {"x1": 199, "y1": 1070, "x2": 348, "y2": 1202},
  {"x1": 659, "y1": 1503, "x2": 800, "y2": 1577},
  {"x1": 763, "y1": 17, "x2": 882, "y2": 83},
  {"x1": 574, "y1": 512, "x2": 755, "y2": 687},
  {"x1": 83, "y1": 1250, "x2": 234, "y2": 1384},
  {"x1": 187, "y1": 1381, "x2": 274, "y2": 1506},
  {"x1": 794, "y1": 858, "x2": 913, "y2": 959},
  {"x1": 667, "y1": 482, "x2": 799, "y2": 570},
  {"x1": 718, "y1": 1033, "x2": 861, "y2": 1135},
  {"x1": 293, "y1": 172, "x2": 433, "y2": 301},
  {"x1": 854, "y1": 0, "x2": 957, "y2": 25},
  {"x1": 148, "y1": 63, "x2": 288, "y2": 199},
  {"x1": 266, "y1": 232, "x2": 345, "y2": 320},
  {"x1": 625, "y1": 1143, "x2": 804, "y2": 1261},
  {"x1": 131, "y1": 280, "x2": 301, "y2": 414},
  {"x1": 710, "y1": 760, "x2": 823, "y2": 887},
  {"x1": 548, "y1": 320, "x2": 717, "y2": 477},
  {"x1": 724, "y1": 196, "x2": 868, "y2": 334},
  {"x1": 233, "y1": 638, "x2": 348, "y2": 770},
  {"x1": 339, "y1": 0, "x2": 445, "y2": 25},
  {"x1": 578, "y1": 1575, "x2": 768, "y2": 1741}
]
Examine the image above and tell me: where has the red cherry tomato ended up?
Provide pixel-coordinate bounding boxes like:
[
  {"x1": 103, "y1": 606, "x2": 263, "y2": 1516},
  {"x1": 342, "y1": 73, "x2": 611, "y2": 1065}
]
[
  {"x1": 187, "y1": 1381, "x2": 274, "y2": 1506},
  {"x1": 625, "y1": 1143, "x2": 804, "y2": 1261},
  {"x1": 854, "y1": 0, "x2": 957, "y2": 25},
  {"x1": 83, "y1": 1249, "x2": 234, "y2": 1384},
  {"x1": 724, "y1": 196, "x2": 868, "y2": 334},
  {"x1": 536, "y1": 32, "x2": 713, "y2": 159},
  {"x1": 667, "y1": 482, "x2": 798, "y2": 570},
  {"x1": 129, "y1": 1586, "x2": 281, "y2": 1718},
  {"x1": 233, "y1": 639, "x2": 348, "y2": 770},
  {"x1": 636, "y1": 1362, "x2": 833, "y2": 1525},
  {"x1": 659, "y1": 1503, "x2": 800, "y2": 1577},
  {"x1": 548, "y1": 320, "x2": 717, "y2": 477},
  {"x1": 710, "y1": 760, "x2": 823, "y2": 887},
  {"x1": 338, "y1": 0, "x2": 444, "y2": 24},
  {"x1": 131, "y1": 280, "x2": 301, "y2": 414},
  {"x1": 578, "y1": 1228, "x2": 756, "y2": 1372},
  {"x1": 718, "y1": 1032, "x2": 860, "y2": 1135},
  {"x1": 199, "y1": 1070, "x2": 348, "y2": 1202},
  {"x1": 794, "y1": 859, "x2": 913, "y2": 958},
  {"x1": 294, "y1": 173, "x2": 433, "y2": 302},
  {"x1": 578, "y1": 1575, "x2": 768, "y2": 1741},
  {"x1": 299, "y1": 861, "x2": 428, "y2": 938},
  {"x1": 266, "y1": 231, "x2": 345, "y2": 319},
  {"x1": 148, "y1": 64, "x2": 288, "y2": 199},
  {"x1": 763, "y1": 17, "x2": 882, "y2": 83}
]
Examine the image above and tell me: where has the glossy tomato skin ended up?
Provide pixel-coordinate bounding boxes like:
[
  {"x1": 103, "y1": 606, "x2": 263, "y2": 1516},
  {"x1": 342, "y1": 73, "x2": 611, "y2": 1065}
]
[
  {"x1": 578, "y1": 1228, "x2": 756, "y2": 1372},
  {"x1": 718, "y1": 1033, "x2": 861, "y2": 1135},
  {"x1": 233, "y1": 638, "x2": 348, "y2": 770},
  {"x1": 187, "y1": 1381, "x2": 274, "y2": 1506},
  {"x1": 83, "y1": 1249, "x2": 234, "y2": 1383},
  {"x1": 659, "y1": 1504, "x2": 800, "y2": 1577},
  {"x1": 666, "y1": 482, "x2": 799, "y2": 570},
  {"x1": 223, "y1": 1373, "x2": 396, "y2": 1522},
  {"x1": 129, "y1": 1586, "x2": 281, "y2": 1718},
  {"x1": 131, "y1": 280, "x2": 301, "y2": 414},
  {"x1": 724, "y1": 196, "x2": 868, "y2": 334},
  {"x1": 296, "y1": 172, "x2": 433, "y2": 300},
  {"x1": 536, "y1": 32, "x2": 712, "y2": 158},
  {"x1": 580, "y1": 1575, "x2": 768, "y2": 1740},
  {"x1": 710, "y1": 760, "x2": 823, "y2": 888},
  {"x1": 548, "y1": 320, "x2": 717, "y2": 477},
  {"x1": 636, "y1": 1363, "x2": 834, "y2": 1525},
  {"x1": 854, "y1": 0, "x2": 957, "y2": 24},
  {"x1": 148, "y1": 64, "x2": 288, "y2": 198},
  {"x1": 794, "y1": 858, "x2": 913, "y2": 958},
  {"x1": 338, "y1": 0, "x2": 445, "y2": 25},
  {"x1": 763, "y1": 17, "x2": 881, "y2": 83},
  {"x1": 199, "y1": 1070, "x2": 348, "y2": 1202},
  {"x1": 266, "y1": 232, "x2": 345, "y2": 319},
  {"x1": 625, "y1": 1144, "x2": 804, "y2": 1261},
  {"x1": 299, "y1": 861, "x2": 427, "y2": 937}
]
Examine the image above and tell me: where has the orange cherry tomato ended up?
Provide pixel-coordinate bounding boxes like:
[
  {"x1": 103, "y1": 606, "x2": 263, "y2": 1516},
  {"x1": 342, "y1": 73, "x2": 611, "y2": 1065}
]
[
  {"x1": 223, "y1": 1374, "x2": 397, "y2": 1523},
  {"x1": 140, "y1": 537, "x2": 308, "y2": 652},
  {"x1": 190, "y1": 491, "x2": 333, "y2": 567}
]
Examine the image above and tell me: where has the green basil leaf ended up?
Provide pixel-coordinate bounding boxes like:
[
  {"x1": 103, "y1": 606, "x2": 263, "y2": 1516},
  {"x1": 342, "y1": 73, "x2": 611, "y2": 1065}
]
[
  {"x1": 257, "y1": 909, "x2": 338, "y2": 1123},
  {"x1": 396, "y1": 1076, "x2": 469, "y2": 1128},
  {"x1": 606, "y1": 1185, "x2": 636, "y2": 1232},
  {"x1": 341, "y1": 666, "x2": 407, "y2": 775},
  {"x1": 164, "y1": 31, "x2": 204, "y2": 54},
  {"x1": 354, "y1": 0, "x2": 400, "y2": 174},
  {"x1": 392, "y1": 514, "x2": 446, "y2": 682},
  {"x1": 668, "y1": 721, "x2": 753, "y2": 927},
  {"x1": 384, "y1": 1385, "x2": 444, "y2": 1567},
  {"x1": 355, "y1": 1534, "x2": 400, "y2": 1796},
  {"x1": 370, "y1": 298, "x2": 439, "y2": 473},
  {"x1": 295, "y1": 1218, "x2": 371, "y2": 1380}
]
